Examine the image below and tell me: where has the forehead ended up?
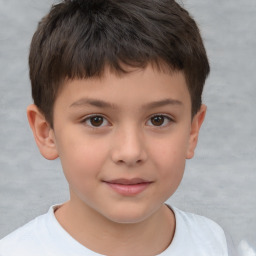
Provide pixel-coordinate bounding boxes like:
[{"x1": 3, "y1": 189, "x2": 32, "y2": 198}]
[{"x1": 56, "y1": 65, "x2": 191, "y2": 110}]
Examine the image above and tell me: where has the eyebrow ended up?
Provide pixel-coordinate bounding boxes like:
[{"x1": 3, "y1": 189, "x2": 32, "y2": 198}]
[
  {"x1": 70, "y1": 98, "x2": 117, "y2": 109},
  {"x1": 142, "y1": 98, "x2": 183, "y2": 109},
  {"x1": 70, "y1": 98, "x2": 182, "y2": 109}
]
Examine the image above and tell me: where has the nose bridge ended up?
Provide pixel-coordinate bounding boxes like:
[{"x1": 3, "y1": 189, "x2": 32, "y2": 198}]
[{"x1": 111, "y1": 123, "x2": 147, "y2": 166}]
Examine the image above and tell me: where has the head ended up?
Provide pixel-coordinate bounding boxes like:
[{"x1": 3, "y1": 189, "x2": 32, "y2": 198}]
[
  {"x1": 29, "y1": 0, "x2": 209, "y2": 128},
  {"x1": 27, "y1": 0, "x2": 209, "y2": 224}
]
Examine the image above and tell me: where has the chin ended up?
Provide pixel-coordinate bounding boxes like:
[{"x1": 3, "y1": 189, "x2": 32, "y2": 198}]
[
  {"x1": 102, "y1": 204, "x2": 157, "y2": 224},
  {"x1": 107, "y1": 214, "x2": 150, "y2": 225}
]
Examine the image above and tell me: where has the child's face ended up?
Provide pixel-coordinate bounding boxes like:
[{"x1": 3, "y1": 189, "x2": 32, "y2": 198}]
[{"x1": 43, "y1": 65, "x2": 205, "y2": 223}]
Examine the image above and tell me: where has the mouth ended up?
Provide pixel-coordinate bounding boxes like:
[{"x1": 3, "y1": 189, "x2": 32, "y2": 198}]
[{"x1": 103, "y1": 178, "x2": 153, "y2": 196}]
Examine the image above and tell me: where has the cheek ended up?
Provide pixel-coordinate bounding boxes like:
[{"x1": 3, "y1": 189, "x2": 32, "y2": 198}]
[
  {"x1": 150, "y1": 133, "x2": 189, "y2": 164},
  {"x1": 56, "y1": 133, "x2": 109, "y2": 184},
  {"x1": 152, "y1": 143, "x2": 186, "y2": 200},
  {"x1": 149, "y1": 135, "x2": 188, "y2": 180}
]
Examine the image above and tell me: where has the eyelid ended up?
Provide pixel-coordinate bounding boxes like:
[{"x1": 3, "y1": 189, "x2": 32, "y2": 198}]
[
  {"x1": 81, "y1": 114, "x2": 111, "y2": 128},
  {"x1": 146, "y1": 113, "x2": 174, "y2": 127},
  {"x1": 80, "y1": 113, "x2": 174, "y2": 128}
]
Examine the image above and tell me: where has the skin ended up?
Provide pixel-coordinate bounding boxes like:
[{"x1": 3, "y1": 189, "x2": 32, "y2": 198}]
[{"x1": 27, "y1": 65, "x2": 206, "y2": 256}]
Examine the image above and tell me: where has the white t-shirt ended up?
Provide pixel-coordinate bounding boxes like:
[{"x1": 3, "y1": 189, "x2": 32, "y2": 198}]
[{"x1": 0, "y1": 205, "x2": 229, "y2": 256}]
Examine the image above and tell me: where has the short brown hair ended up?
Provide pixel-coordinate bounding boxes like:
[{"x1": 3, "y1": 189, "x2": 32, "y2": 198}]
[{"x1": 29, "y1": 0, "x2": 210, "y2": 127}]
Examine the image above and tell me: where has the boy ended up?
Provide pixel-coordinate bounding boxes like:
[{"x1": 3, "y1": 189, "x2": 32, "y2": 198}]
[{"x1": 0, "y1": 0, "x2": 232, "y2": 255}]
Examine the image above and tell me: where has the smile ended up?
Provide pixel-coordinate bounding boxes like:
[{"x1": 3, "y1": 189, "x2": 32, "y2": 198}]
[{"x1": 103, "y1": 178, "x2": 153, "y2": 196}]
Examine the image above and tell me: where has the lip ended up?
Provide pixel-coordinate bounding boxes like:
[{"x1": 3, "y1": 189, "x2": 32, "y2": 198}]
[{"x1": 103, "y1": 178, "x2": 153, "y2": 196}]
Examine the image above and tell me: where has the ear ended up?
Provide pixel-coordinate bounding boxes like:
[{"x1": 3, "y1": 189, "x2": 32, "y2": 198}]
[
  {"x1": 186, "y1": 104, "x2": 207, "y2": 159},
  {"x1": 27, "y1": 104, "x2": 59, "y2": 160}
]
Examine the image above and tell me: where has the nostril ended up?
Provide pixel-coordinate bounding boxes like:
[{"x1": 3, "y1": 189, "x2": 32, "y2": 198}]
[{"x1": 113, "y1": 156, "x2": 145, "y2": 166}]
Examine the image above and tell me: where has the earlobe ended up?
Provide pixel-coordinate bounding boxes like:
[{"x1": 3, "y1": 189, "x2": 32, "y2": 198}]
[
  {"x1": 186, "y1": 104, "x2": 207, "y2": 159},
  {"x1": 27, "y1": 104, "x2": 59, "y2": 160}
]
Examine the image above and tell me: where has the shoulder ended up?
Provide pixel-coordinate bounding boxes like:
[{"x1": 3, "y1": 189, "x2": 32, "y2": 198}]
[
  {"x1": 0, "y1": 211, "x2": 50, "y2": 256},
  {"x1": 173, "y1": 206, "x2": 225, "y2": 236},
  {"x1": 0, "y1": 205, "x2": 104, "y2": 256},
  {"x1": 163, "y1": 206, "x2": 229, "y2": 256}
]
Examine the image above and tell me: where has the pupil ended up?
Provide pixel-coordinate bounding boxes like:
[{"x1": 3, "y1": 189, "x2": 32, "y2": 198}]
[
  {"x1": 152, "y1": 116, "x2": 164, "y2": 126},
  {"x1": 91, "y1": 116, "x2": 103, "y2": 126}
]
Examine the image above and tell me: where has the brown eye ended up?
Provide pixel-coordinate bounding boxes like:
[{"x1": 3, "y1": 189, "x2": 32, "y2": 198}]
[
  {"x1": 90, "y1": 116, "x2": 104, "y2": 127},
  {"x1": 84, "y1": 115, "x2": 109, "y2": 127},
  {"x1": 147, "y1": 115, "x2": 172, "y2": 127},
  {"x1": 151, "y1": 116, "x2": 165, "y2": 126}
]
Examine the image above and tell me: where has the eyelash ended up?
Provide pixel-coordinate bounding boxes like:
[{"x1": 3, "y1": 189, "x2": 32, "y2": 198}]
[
  {"x1": 146, "y1": 114, "x2": 174, "y2": 127},
  {"x1": 81, "y1": 114, "x2": 174, "y2": 128},
  {"x1": 81, "y1": 114, "x2": 110, "y2": 128}
]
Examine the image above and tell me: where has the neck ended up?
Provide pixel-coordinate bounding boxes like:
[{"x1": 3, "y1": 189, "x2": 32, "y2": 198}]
[{"x1": 55, "y1": 199, "x2": 175, "y2": 256}]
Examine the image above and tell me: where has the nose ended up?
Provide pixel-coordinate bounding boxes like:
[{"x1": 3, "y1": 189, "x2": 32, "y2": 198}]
[{"x1": 111, "y1": 126, "x2": 148, "y2": 166}]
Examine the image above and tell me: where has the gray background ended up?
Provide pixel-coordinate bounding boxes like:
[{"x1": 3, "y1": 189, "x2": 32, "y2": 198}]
[{"x1": 0, "y1": 0, "x2": 255, "y2": 251}]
